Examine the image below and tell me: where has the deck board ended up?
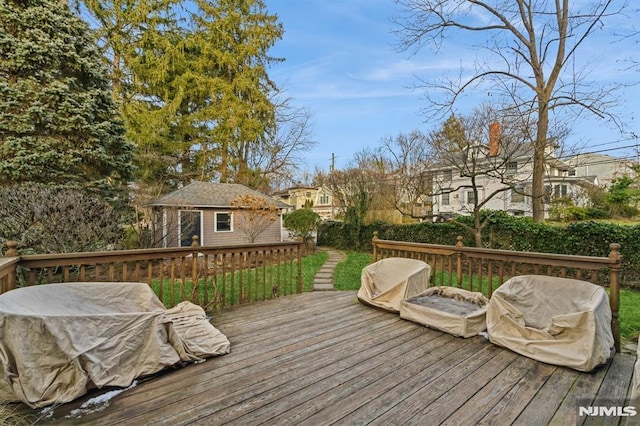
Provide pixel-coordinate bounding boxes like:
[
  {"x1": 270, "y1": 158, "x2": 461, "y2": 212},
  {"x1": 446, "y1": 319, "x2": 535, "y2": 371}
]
[{"x1": 23, "y1": 291, "x2": 636, "y2": 425}]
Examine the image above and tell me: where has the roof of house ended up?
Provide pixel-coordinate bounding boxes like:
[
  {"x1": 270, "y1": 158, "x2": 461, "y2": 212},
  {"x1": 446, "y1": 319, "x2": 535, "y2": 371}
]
[{"x1": 149, "y1": 181, "x2": 290, "y2": 209}]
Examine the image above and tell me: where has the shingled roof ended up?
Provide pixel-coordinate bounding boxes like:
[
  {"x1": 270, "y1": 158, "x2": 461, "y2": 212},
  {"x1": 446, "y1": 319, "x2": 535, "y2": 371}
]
[{"x1": 149, "y1": 181, "x2": 290, "y2": 209}]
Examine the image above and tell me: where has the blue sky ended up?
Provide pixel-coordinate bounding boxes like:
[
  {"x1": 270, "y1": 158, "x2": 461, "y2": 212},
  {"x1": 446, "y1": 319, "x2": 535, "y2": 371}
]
[{"x1": 264, "y1": 1, "x2": 640, "y2": 173}]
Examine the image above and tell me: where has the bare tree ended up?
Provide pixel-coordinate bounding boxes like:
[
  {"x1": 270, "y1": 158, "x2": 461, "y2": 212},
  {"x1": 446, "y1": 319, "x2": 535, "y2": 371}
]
[
  {"x1": 429, "y1": 107, "x2": 535, "y2": 247},
  {"x1": 379, "y1": 130, "x2": 435, "y2": 220},
  {"x1": 231, "y1": 194, "x2": 279, "y2": 243},
  {"x1": 244, "y1": 93, "x2": 316, "y2": 192},
  {"x1": 394, "y1": 0, "x2": 631, "y2": 222},
  {"x1": 327, "y1": 149, "x2": 387, "y2": 248}
]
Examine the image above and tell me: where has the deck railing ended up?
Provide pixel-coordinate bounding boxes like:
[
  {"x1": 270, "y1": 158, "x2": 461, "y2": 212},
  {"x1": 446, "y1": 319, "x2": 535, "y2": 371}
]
[
  {"x1": 0, "y1": 240, "x2": 303, "y2": 311},
  {"x1": 372, "y1": 232, "x2": 623, "y2": 350},
  {"x1": 0, "y1": 257, "x2": 18, "y2": 294}
]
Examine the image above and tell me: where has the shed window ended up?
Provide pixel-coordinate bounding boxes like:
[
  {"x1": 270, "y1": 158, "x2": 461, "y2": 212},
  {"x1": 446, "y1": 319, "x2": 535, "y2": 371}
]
[{"x1": 215, "y1": 212, "x2": 233, "y2": 232}]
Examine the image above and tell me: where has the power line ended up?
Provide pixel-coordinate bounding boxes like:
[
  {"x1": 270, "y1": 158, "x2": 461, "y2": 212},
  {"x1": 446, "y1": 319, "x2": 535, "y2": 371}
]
[
  {"x1": 570, "y1": 136, "x2": 639, "y2": 151},
  {"x1": 559, "y1": 143, "x2": 639, "y2": 161}
]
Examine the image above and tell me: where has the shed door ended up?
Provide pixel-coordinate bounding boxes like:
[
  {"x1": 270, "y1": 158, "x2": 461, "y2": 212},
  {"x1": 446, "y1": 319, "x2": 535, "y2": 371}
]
[{"x1": 179, "y1": 210, "x2": 202, "y2": 247}]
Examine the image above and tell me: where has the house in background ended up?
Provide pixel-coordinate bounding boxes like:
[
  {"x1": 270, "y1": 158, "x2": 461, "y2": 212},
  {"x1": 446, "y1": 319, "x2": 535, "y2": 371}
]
[
  {"x1": 430, "y1": 138, "x2": 598, "y2": 220},
  {"x1": 149, "y1": 181, "x2": 290, "y2": 247},
  {"x1": 565, "y1": 153, "x2": 637, "y2": 187},
  {"x1": 273, "y1": 185, "x2": 338, "y2": 221}
]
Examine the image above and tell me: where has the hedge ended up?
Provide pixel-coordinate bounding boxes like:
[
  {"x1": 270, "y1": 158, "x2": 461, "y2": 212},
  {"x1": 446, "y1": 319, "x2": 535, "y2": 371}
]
[{"x1": 317, "y1": 213, "x2": 640, "y2": 286}]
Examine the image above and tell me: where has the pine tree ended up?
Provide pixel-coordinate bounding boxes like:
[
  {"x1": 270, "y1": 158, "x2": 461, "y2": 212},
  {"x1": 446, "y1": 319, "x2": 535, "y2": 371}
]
[
  {"x1": 112, "y1": 0, "x2": 283, "y2": 190},
  {"x1": 188, "y1": 0, "x2": 283, "y2": 186},
  {"x1": 0, "y1": 0, "x2": 134, "y2": 198}
]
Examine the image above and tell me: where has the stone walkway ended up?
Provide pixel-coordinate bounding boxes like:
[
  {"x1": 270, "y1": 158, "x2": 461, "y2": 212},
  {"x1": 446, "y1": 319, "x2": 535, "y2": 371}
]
[{"x1": 312, "y1": 248, "x2": 345, "y2": 291}]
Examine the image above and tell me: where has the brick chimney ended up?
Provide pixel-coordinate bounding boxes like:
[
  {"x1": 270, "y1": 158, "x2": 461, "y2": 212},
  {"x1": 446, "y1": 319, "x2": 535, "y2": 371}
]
[{"x1": 489, "y1": 122, "x2": 500, "y2": 156}]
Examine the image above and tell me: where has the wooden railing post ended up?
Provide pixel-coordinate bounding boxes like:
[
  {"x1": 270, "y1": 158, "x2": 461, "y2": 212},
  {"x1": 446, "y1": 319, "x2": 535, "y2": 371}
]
[
  {"x1": 372, "y1": 231, "x2": 379, "y2": 262},
  {"x1": 4, "y1": 241, "x2": 18, "y2": 291},
  {"x1": 5, "y1": 241, "x2": 18, "y2": 257},
  {"x1": 455, "y1": 236, "x2": 464, "y2": 288},
  {"x1": 608, "y1": 243, "x2": 622, "y2": 352}
]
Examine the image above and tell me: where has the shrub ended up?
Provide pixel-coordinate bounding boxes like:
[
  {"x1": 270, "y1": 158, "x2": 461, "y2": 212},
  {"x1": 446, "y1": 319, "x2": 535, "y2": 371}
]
[
  {"x1": 283, "y1": 209, "x2": 321, "y2": 244},
  {"x1": 317, "y1": 215, "x2": 640, "y2": 286},
  {"x1": 0, "y1": 183, "x2": 127, "y2": 254}
]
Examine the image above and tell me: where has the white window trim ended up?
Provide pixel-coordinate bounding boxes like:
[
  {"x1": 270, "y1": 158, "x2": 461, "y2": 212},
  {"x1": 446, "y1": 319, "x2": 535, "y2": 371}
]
[
  {"x1": 214, "y1": 211, "x2": 234, "y2": 233},
  {"x1": 162, "y1": 209, "x2": 168, "y2": 248}
]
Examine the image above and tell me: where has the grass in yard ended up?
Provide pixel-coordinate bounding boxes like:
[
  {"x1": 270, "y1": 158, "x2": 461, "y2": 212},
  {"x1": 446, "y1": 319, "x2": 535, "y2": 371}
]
[
  {"x1": 330, "y1": 251, "x2": 640, "y2": 343},
  {"x1": 333, "y1": 252, "x2": 372, "y2": 291},
  {"x1": 620, "y1": 288, "x2": 640, "y2": 344},
  {"x1": 150, "y1": 250, "x2": 329, "y2": 308}
]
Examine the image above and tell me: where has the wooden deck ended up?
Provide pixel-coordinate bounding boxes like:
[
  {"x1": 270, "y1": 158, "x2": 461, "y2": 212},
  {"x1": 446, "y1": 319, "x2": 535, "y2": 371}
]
[{"x1": 30, "y1": 291, "x2": 636, "y2": 425}]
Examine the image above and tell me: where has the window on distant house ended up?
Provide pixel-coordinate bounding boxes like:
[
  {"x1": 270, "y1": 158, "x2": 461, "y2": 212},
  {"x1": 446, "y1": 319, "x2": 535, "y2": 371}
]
[
  {"x1": 443, "y1": 170, "x2": 452, "y2": 181},
  {"x1": 319, "y1": 194, "x2": 329, "y2": 204},
  {"x1": 568, "y1": 169, "x2": 576, "y2": 176},
  {"x1": 544, "y1": 185, "x2": 552, "y2": 203},
  {"x1": 442, "y1": 192, "x2": 450, "y2": 205},
  {"x1": 467, "y1": 191, "x2": 475, "y2": 204},
  {"x1": 214, "y1": 212, "x2": 232, "y2": 232},
  {"x1": 511, "y1": 189, "x2": 525, "y2": 203},
  {"x1": 506, "y1": 162, "x2": 518, "y2": 175},
  {"x1": 554, "y1": 184, "x2": 568, "y2": 197}
]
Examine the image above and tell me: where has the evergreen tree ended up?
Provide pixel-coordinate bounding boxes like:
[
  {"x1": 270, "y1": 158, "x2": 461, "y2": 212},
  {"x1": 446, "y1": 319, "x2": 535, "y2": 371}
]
[
  {"x1": 189, "y1": 0, "x2": 283, "y2": 186},
  {"x1": 0, "y1": 0, "x2": 134, "y2": 198},
  {"x1": 98, "y1": 0, "x2": 284, "y2": 190}
]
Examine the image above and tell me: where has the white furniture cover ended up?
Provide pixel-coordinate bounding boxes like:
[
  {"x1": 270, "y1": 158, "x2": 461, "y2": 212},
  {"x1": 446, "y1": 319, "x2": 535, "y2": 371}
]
[
  {"x1": 358, "y1": 257, "x2": 431, "y2": 312},
  {"x1": 486, "y1": 275, "x2": 614, "y2": 372},
  {"x1": 400, "y1": 286, "x2": 489, "y2": 338},
  {"x1": 0, "y1": 282, "x2": 230, "y2": 408}
]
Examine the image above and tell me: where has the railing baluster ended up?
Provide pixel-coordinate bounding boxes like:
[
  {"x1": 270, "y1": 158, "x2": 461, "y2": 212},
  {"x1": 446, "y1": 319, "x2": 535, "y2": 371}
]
[
  {"x1": 169, "y1": 258, "x2": 176, "y2": 307},
  {"x1": 1, "y1": 241, "x2": 303, "y2": 308},
  {"x1": 487, "y1": 261, "x2": 494, "y2": 297}
]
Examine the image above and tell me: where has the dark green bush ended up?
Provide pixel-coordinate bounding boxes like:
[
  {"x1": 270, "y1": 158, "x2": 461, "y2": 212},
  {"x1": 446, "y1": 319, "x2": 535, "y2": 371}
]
[{"x1": 317, "y1": 216, "x2": 640, "y2": 286}]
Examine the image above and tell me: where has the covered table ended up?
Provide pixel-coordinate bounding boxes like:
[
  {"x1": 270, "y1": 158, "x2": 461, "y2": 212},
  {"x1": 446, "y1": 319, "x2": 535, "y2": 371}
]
[
  {"x1": 486, "y1": 275, "x2": 614, "y2": 372},
  {"x1": 400, "y1": 286, "x2": 489, "y2": 338},
  {"x1": 0, "y1": 282, "x2": 230, "y2": 408},
  {"x1": 358, "y1": 257, "x2": 431, "y2": 312}
]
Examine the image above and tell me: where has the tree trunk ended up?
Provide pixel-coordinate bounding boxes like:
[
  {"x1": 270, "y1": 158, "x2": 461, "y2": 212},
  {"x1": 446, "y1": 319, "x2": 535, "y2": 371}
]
[
  {"x1": 473, "y1": 205, "x2": 482, "y2": 247},
  {"x1": 473, "y1": 229, "x2": 482, "y2": 248},
  {"x1": 532, "y1": 100, "x2": 550, "y2": 222}
]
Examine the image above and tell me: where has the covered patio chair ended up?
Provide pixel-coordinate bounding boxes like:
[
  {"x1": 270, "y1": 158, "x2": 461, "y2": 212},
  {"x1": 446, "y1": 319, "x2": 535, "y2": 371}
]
[
  {"x1": 358, "y1": 257, "x2": 431, "y2": 312},
  {"x1": 486, "y1": 275, "x2": 614, "y2": 372}
]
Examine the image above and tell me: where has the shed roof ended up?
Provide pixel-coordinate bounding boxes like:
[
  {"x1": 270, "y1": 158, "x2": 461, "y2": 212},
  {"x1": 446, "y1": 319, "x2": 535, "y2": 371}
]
[{"x1": 149, "y1": 181, "x2": 290, "y2": 209}]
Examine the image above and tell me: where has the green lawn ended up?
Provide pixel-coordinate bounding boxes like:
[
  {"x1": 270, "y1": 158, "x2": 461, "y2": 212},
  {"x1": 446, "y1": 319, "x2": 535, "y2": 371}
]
[
  {"x1": 150, "y1": 250, "x2": 329, "y2": 308},
  {"x1": 330, "y1": 251, "x2": 640, "y2": 343},
  {"x1": 333, "y1": 252, "x2": 372, "y2": 291}
]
